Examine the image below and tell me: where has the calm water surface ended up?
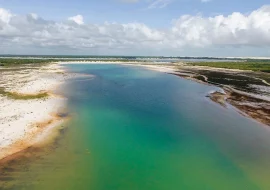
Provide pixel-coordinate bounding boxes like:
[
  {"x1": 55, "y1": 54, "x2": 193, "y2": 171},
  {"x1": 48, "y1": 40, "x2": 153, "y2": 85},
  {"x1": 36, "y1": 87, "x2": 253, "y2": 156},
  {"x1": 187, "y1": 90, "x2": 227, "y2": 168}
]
[{"x1": 2, "y1": 64, "x2": 270, "y2": 190}]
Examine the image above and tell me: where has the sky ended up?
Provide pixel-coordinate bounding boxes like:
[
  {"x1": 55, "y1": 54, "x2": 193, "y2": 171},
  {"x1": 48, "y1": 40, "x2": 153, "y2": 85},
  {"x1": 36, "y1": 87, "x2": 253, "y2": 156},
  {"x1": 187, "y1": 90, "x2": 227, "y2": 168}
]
[{"x1": 0, "y1": 0, "x2": 270, "y2": 57}]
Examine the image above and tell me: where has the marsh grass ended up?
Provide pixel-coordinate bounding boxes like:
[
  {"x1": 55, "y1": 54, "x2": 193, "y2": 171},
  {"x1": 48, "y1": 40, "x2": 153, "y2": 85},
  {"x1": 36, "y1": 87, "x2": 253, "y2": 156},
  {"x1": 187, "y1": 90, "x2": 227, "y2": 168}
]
[{"x1": 0, "y1": 88, "x2": 49, "y2": 100}]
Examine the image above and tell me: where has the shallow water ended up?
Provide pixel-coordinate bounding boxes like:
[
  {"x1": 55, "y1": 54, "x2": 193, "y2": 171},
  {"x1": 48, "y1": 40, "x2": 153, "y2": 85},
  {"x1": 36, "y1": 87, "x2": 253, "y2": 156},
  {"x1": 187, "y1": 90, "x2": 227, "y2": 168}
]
[{"x1": 1, "y1": 64, "x2": 270, "y2": 190}]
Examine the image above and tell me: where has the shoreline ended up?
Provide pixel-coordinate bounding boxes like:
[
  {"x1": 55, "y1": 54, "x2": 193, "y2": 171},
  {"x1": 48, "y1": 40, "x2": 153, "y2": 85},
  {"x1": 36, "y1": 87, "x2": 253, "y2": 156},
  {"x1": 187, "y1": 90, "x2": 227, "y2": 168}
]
[
  {"x1": 208, "y1": 88, "x2": 270, "y2": 126},
  {"x1": 61, "y1": 61, "x2": 270, "y2": 126},
  {"x1": 169, "y1": 67, "x2": 270, "y2": 126},
  {"x1": 0, "y1": 63, "x2": 72, "y2": 160},
  {"x1": 108, "y1": 62, "x2": 270, "y2": 126},
  {"x1": 60, "y1": 61, "x2": 270, "y2": 126}
]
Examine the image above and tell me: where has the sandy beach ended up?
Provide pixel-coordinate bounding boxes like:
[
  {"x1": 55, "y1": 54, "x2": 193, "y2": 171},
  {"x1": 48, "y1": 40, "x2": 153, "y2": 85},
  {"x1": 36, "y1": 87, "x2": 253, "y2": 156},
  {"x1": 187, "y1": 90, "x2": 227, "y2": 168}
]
[{"x1": 0, "y1": 63, "x2": 76, "y2": 160}]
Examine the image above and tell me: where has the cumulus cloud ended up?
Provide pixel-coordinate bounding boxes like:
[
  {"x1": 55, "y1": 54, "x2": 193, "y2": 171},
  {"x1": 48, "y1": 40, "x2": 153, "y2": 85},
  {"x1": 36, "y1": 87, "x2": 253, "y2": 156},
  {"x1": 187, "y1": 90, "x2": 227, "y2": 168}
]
[
  {"x1": 68, "y1": 15, "x2": 84, "y2": 25},
  {"x1": 0, "y1": 6, "x2": 270, "y2": 54},
  {"x1": 172, "y1": 6, "x2": 270, "y2": 47},
  {"x1": 0, "y1": 8, "x2": 12, "y2": 23}
]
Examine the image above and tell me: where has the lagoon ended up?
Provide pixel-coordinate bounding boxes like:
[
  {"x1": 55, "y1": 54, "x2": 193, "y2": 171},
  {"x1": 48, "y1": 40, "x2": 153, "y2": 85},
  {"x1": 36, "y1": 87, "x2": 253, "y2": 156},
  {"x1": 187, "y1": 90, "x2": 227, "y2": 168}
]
[{"x1": 2, "y1": 64, "x2": 270, "y2": 190}]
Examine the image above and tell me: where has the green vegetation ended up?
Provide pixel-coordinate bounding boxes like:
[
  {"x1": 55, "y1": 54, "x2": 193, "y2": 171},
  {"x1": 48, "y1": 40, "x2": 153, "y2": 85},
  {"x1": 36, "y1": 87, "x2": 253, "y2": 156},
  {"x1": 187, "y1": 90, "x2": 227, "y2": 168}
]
[
  {"x1": 186, "y1": 61, "x2": 270, "y2": 73},
  {"x1": 0, "y1": 58, "x2": 148, "y2": 67},
  {"x1": 0, "y1": 88, "x2": 49, "y2": 100},
  {"x1": 0, "y1": 58, "x2": 55, "y2": 66}
]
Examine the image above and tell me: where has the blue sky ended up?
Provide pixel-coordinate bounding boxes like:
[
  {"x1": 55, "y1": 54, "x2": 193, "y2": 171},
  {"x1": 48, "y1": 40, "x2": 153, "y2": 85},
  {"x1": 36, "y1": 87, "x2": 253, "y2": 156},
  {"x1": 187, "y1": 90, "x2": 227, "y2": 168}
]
[
  {"x1": 0, "y1": 0, "x2": 268, "y2": 27},
  {"x1": 0, "y1": 0, "x2": 270, "y2": 56}
]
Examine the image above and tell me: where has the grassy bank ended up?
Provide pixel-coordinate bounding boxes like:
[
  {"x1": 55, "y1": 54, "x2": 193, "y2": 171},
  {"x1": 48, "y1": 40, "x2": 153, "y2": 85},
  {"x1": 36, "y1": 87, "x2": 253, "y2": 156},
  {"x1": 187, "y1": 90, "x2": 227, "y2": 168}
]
[
  {"x1": 186, "y1": 61, "x2": 270, "y2": 73},
  {"x1": 0, "y1": 88, "x2": 49, "y2": 100},
  {"x1": 0, "y1": 58, "x2": 55, "y2": 66}
]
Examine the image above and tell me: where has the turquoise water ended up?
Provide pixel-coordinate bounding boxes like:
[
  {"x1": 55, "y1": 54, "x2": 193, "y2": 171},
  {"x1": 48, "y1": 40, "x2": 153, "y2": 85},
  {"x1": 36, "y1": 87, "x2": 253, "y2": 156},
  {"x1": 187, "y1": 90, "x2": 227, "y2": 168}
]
[{"x1": 2, "y1": 64, "x2": 270, "y2": 190}]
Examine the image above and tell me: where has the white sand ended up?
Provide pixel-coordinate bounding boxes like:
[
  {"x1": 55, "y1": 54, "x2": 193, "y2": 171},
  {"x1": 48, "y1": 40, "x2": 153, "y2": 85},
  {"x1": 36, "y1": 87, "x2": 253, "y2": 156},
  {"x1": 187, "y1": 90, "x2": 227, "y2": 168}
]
[
  {"x1": 0, "y1": 64, "x2": 77, "y2": 160},
  {"x1": 131, "y1": 64, "x2": 177, "y2": 73}
]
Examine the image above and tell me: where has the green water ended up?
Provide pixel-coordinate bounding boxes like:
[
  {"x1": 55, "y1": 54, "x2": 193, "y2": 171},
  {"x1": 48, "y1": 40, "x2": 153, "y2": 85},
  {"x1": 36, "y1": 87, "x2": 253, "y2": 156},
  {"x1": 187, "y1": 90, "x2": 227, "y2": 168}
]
[{"x1": 2, "y1": 64, "x2": 270, "y2": 190}]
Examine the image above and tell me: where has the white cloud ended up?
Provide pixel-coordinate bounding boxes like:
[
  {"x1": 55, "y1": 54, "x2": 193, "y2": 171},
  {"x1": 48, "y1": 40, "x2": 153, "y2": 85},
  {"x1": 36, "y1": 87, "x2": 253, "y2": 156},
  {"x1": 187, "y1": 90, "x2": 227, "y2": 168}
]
[
  {"x1": 0, "y1": 8, "x2": 12, "y2": 23},
  {"x1": 68, "y1": 15, "x2": 84, "y2": 25},
  {"x1": 0, "y1": 6, "x2": 270, "y2": 55},
  {"x1": 171, "y1": 5, "x2": 270, "y2": 47}
]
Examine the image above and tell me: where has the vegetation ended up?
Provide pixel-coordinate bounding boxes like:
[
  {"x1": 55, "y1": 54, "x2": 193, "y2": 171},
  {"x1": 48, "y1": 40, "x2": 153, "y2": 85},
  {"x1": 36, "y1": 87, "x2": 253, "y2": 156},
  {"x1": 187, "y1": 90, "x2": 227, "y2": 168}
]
[
  {"x1": 186, "y1": 61, "x2": 270, "y2": 73},
  {"x1": 0, "y1": 88, "x2": 49, "y2": 100},
  {"x1": 0, "y1": 58, "x2": 148, "y2": 67},
  {"x1": 0, "y1": 58, "x2": 55, "y2": 66},
  {"x1": 0, "y1": 57, "x2": 269, "y2": 73}
]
